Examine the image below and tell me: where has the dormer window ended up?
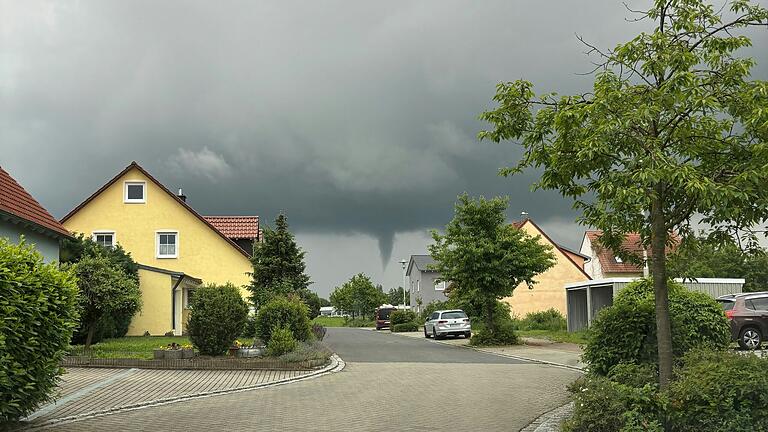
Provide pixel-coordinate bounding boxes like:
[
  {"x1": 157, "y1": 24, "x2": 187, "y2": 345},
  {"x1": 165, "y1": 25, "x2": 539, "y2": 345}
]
[
  {"x1": 124, "y1": 181, "x2": 146, "y2": 203},
  {"x1": 614, "y1": 256, "x2": 623, "y2": 263}
]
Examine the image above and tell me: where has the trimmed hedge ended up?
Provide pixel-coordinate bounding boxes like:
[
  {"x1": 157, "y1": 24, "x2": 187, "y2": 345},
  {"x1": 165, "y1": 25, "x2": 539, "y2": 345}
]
[
  {"x1": 255, "y1": 296, "x2": 312, "y2": 344},
  {"x1": 1, "y1": 239, "x2": 80, "y2": 421},
  {"x1": 187, "y1": 284, "x2": 249, "y2": 356},
  {"x1": 390, "y1": 310, "x2": 416, "y2": 325},
  {"x1": 517, "y1": 308, "x2": 567, "y2": 331},
  {"x1": 391, "y1": 322, "x2": 419, "y2": 332},
  {"x1": 583, "y1": 278, "x2": 730, "y2": 375}
]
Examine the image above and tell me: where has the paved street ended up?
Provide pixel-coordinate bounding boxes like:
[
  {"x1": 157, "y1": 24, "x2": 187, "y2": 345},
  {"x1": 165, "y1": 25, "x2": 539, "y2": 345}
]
[{"x1": 31, "y1": 328, "x2": 581, "y2": 431}]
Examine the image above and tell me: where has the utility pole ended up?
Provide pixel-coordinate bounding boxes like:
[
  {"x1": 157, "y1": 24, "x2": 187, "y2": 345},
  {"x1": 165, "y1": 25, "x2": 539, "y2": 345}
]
[{"x1": 399, "y1": 259, "x2": 408, "y2": 309}]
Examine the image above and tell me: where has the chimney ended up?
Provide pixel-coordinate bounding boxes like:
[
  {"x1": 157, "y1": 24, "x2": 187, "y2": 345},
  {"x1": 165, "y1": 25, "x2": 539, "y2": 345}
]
[
  {"x1": 521, "y1": 211, "x2": 529, "y2": 220},
  {"x1": 177, "y1": 188, "x2": 187, "y2": 202}
]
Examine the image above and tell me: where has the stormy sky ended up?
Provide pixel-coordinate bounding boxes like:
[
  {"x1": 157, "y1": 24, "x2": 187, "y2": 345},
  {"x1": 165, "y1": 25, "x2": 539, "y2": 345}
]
[{"x1": 2, "y1": 1, "x2": 766, "y2": 298}]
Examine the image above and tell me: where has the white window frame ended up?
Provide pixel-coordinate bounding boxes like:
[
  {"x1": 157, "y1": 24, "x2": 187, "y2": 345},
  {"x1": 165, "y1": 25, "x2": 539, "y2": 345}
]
[
  {"x1": 124, "y1": 180, "x2": 147, "y2": 203},
  {"x1": 92, "y1": 231, "x2": 116, "y2": 248},
  {"x1": 614, "y1": 256, "x2": 623, "y2": 263},
  {"x1": 434, "y1": 280, "x2": 446, "y2": 291},
  {"x1": 417, "y1": 280, "x2": 420, "y2": 292},
  {"x1": 184, "y1": 288, "x2": 195, "y2": 309},
  {"x1": 156, "y1": 230, "x2": 179, "y2": 259}
]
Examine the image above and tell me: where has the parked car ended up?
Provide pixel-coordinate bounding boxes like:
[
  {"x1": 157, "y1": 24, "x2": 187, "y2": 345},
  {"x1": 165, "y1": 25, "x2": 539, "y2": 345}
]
[
  {"x1": 424, "y1": 309, "x2": 471, "y2": 339},
  {"x1": 375, "y1": 307, "x2": 397, "y2": 330},
  {"x1": 717, "y1": 292, "x2": 768, "y2": 350}
]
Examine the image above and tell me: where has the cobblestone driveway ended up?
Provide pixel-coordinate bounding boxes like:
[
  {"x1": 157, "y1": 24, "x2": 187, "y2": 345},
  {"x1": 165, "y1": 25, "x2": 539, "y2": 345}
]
[{"x1": 26, "y1": 329, "x2": 581, "y2": 431}]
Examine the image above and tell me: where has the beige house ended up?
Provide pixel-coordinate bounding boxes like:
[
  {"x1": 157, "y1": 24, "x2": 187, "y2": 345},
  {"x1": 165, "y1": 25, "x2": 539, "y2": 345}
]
[{"x1": 502, "y1": 219, "x2": 591, "y2": 318}]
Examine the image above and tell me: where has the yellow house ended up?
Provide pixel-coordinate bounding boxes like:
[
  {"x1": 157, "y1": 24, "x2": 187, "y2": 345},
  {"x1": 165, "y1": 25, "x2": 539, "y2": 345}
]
[
  {"x1": 503, "y1": 219, "x2": 591, "y2": 317},
  {"x1": 61, "y1": 162, "x2": 259, "y2": 336}
]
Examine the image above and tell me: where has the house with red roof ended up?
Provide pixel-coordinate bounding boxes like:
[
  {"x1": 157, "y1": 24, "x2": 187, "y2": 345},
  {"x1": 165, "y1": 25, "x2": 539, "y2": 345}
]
[
  {"x1": 579, "y1": 230, "x2": 679, "y2": 279},
  {"x1": 0, "y1": 166, "x2": 71, "y2": 262},
  {"x1": 61, "y1": 162, "x2": 260, "y2": 336}
]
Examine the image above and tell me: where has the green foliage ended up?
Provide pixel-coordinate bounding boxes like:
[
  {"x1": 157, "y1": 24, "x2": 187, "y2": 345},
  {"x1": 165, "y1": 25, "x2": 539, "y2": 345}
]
[
  {"x1": 61, "y1": 233, "x2": 140, "y2": 345},
  {"x1": 419, "y1": 300, "x2": 454, "y2": 322},
  {"x1": 563, "y1": 374, "x2": 663, "y2": 432},
  {"x1": 71, "y1": 255, "x2": 142, "y2": 348},
  {"x1": 277, "y1": 340, "x2": 331, "y2": 363},
  {"x1": 299, "y1": 289, "x2": 322, "y2": 319},
  {"x1": 0, "y1": 239, "x2": 80, "y2": 421},
  {"x1": 429, "y1": 194, "x2": 555, "y2": 339},
  {"x1": 389, "y1": 310, "x2": 416, "y2": 325},
  {"x1": 386, "y1": 286, "x2": 409, "y2": 306},
  {"x1": 469, "y1": 317, "x2": 518, "y2": 346},
  {"x1": 583, "y1": 279, "x2": 730, "y2": 375},
  {"x1": 187, "y1": 284, "x2": 249, "y2": 356},
  {"x1": 667, "y1": 349, "x2": 768, "y2": 431},
  {"x1": 247, "y1": 214, "x2": 311, "y2": 310},
  {"x1": 242, "y1": 312, "x2": 257, "y2": 338},
  {"x1": 391, "y1": 322, "x2": 419, "y2": 332},
  {"x1": 329, "y1": 273, "x2": 388, "y2": 319},
  {"x1": 516, "y1": 308, "x2": 567, "y2": 331},
  {"x1": 311, "y1": 324, "x2": 326, "y2": 341},
  {"x1": 255, "y1": 296, "x2": 312, "y2": 344},
  {"x1": 266, "y1": 326, "x2": 297, "y2": 356},
  {"x1": 668, "y1": 235, "x2": 768, "y2": 292},
  {"x1": 318, "y1": 297, "x2": 331, "y2": 307},
  {"x1": 311, "y1": 316, "x2": 346, "y2": 327},
  {"x1": 479, "y1": 0, "x2": 768, "y2": 385}
]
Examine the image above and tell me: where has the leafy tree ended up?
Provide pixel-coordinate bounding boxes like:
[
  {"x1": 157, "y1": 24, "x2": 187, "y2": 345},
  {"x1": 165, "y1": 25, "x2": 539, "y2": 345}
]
[
  {"x1": 429, "y1": 194, "x2": 555, "y2": 340},
  {"x1": 61, "y1": 234, "x2": 140, "y2": 343},
  {"x1": 479, "y1": 1, "x2": 768, "y2": 386},
  {"x1": 188, "y1": 283, "x2": 249, "y2": 355},
  {"x1": 319, "y1": 297, "x2": 331, "y2": 307},
  {"x1": 71, "y1": 255, "x2": 142, "y2": 348},
  {"x1": 298, "y1": 289, "x2": 322, "y2": 319},
  {"x1": 247, "y1": 214, "x2": 311, "y2": 310},
  {"x1": 387, "y1": 286, "x2": 410, "y2": 306},
  {"x1": 329, "y1": 273, "x2": 388, "y2": 318},
  {"x1": 668, "y1": 235, "x2": 768, "y2": 292},
  {"x1": 1, "y1": 239, "x2": 79, "y2": 421}
]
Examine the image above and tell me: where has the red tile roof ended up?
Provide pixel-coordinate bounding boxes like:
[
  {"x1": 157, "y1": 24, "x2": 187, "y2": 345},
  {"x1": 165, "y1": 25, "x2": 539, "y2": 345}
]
[
  {"x1": 0, "y1": 166, "x2": 70, "y2": 237},
  {"x1": 204, "y1": 216, "x2": 260, "y2": 240},
  {"x1": 61, "y1": 161, "x2": 253, "y2": 257},
  {"x1": 585, "y1": 230, "x2": 678, "y2": 273}
]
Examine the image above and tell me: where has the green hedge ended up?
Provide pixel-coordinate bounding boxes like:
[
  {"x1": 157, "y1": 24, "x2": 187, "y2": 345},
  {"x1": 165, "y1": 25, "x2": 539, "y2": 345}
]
[
  {"x1": 583, "y1": 279, "x2": 730, "y2": 375},
  {"x1": 255, "y1": 296, "x2": 312, "y2": 343},
  {"x1": 390, "y1": 310, "x2": 416, "y2": 325},
  {"x1": 516, "y1": 308, "x2": 567, "y2": 331},
  {"x1": 391, "y1": 322, "x2": 419, "y2": 332},
  {"x1": 187, "y1": 284, "x2": 249, "y2": 356},
  {"x1": 1, "y1": 239, "x2": 80, "y2": 421}
]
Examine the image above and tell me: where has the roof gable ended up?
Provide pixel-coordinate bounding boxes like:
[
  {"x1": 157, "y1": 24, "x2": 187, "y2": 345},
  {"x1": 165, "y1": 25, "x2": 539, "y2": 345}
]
[
  {"x1": 0, "y1": 166, "x2": 70, "y2": 237},
  {"x1": 61, "y1": 161, "x2": 250, "y2": 257},
  {"x1": 584, "y1": 230, "x2": 679, "y2": 274},
  {"x1": 515, "y1": 219, "x2": 592, "y2": 280}
]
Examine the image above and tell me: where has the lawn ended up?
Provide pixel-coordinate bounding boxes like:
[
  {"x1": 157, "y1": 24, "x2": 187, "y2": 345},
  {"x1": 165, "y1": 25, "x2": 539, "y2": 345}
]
[
  {"x1": 516, "y1": 330, "x2": 589, "y2": 345},
  {"x1": 70, "y1": 336, "x2": 254, "y2": 359},
  {"x1": 312, "y1": 316, "x2": 346, "y2": 327}
]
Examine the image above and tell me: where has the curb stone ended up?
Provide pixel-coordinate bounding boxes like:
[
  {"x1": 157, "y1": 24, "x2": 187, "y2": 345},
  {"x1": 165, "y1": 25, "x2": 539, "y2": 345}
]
[
  {"x1": 520, "y1": 402, "x2": 574, "y2": 432},
  {"x1": 20, "y1": 354, "x2": 346, "y2": 431}
]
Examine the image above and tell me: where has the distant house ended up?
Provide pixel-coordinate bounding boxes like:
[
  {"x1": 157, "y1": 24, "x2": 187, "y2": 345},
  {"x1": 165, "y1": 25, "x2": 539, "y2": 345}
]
[
  {"x1": 407, "y1": 218, "x2": 592, "y2": 317},
  {"x1": 61, "y1": 161, "x2": 260, "y2": 336},
  {"x1": 0, "y1": 166, "x2": 71, "y2": 262},
  {"x1": 406, "y1": 255, "x2": 445, "y2": 313},
  {"x1": 579, "y1": 231, "x2": 681, "y2": 279}
]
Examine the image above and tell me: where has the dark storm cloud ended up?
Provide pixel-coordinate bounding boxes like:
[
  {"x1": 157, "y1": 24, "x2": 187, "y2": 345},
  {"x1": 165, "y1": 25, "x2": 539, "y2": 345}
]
[{"x1": 3, "y1": 1, "x2": 766, "y2": 292}]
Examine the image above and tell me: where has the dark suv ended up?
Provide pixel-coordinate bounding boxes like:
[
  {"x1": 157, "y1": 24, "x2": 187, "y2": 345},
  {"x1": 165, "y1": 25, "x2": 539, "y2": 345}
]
[{"x1": 717, "y1": 292, "x2": 768, "y2": 350}]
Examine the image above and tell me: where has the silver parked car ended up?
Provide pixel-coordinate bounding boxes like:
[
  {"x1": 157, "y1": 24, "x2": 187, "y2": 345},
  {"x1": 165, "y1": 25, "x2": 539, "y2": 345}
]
[{"x1": 424, "y1": 309, "x2": 471, "y2": 339}]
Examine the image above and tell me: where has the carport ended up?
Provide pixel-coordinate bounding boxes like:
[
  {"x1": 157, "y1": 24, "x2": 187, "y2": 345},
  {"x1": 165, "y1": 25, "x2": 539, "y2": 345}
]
[{"x1": 565, "y1": 278, "x2": 745, "y2": 332}]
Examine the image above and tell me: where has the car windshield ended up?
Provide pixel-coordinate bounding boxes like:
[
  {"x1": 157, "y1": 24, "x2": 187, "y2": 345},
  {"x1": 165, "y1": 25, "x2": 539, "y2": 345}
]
[
  {"x1": 441, "y1": 311, "x2": 467, "y2": 319},
  {"x1": 378, "y1": 309, "x2": 394, "y2": 320},
  {"x1": 717, "y1": 300, "x2": 735, "y2": 311}
]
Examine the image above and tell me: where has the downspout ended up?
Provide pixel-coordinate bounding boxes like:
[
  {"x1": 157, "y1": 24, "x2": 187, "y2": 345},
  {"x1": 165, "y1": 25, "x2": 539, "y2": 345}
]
[{"x1": 171, "y1": 275, "x2": 185, "y2": 331}]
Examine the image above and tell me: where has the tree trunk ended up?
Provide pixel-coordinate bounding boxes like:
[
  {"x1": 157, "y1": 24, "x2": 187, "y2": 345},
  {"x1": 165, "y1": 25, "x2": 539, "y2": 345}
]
[
  {"x1": 650, "y1": 187, "x2": 673, "y2": 389},
  {"x1": 485, "y1": 300, "x2": 495, "y2": 335},
  {"x1": 85, "y1": 320, "x2": 97, "y2": 349}
]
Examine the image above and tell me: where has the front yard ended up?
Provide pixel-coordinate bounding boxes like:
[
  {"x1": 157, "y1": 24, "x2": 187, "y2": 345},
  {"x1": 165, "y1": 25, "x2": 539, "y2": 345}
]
[{"x1": 70, "y1": 336, "x2": 254, "y2": 359}]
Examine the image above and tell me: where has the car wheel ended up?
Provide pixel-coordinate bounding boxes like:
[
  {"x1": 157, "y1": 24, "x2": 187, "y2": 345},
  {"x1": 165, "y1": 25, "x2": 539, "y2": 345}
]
[
  {"x1": 424, "y1": 327, "x2": 430, "y2": 338},
  {"x1": 739, "y1": 327, "x2": 762, "y2": 350},
  {"x1": 433, "y1": 328, "x2": 441, "y2": 340}
]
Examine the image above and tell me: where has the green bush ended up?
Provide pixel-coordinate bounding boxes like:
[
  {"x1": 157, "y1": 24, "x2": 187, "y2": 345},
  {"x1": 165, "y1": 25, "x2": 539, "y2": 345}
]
[
  {"x1": 583, "y1": 279, "x2": 730, "y2": 375},
  {"x1": 517, "y1": 308, "x2": 567, "y2": 331},
  {"x1": 391, "y1": 322, "x2": 420, "y2": 332},
  {"x1": 278, "y1": 340, "x2": 332, "y2": 363},
  {"x1": 0, "y1": 239, "x2": 80, "y2": 421},
  {"x1": 419, "y1": 300, "x2": 453, "y2": 321},
  {"x1": 267, "y1": 326, "x2": 297, "y2": 356},
  {"x1": 390, "y1": 310, "x2": 416, "y2": 325},
  {"x1": 562, "y1": 374, "x2": 663, "y2": 432},
  {"x1": 666, "y1": 349, "x2": 768, "y2": 431},
  {"x1": 187, "y1": 284, "x2": 249, "y2": 356},
  {"x1": 469, "y1": 317, "x2": 518, "y2": 346},
  {"x1": 255, "y1": 296, "x2": 312, "y2": 344}
]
